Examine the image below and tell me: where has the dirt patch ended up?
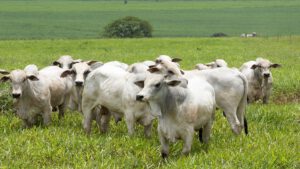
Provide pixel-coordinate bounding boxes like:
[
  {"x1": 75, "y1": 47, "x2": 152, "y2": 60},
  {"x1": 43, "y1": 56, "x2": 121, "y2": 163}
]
[{"x1": 272, "y1": 92, "x2": 300, "y2": 104}]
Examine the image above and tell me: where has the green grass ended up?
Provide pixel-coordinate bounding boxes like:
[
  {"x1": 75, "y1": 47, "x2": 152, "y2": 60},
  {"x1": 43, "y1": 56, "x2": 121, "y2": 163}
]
[
  {"x1": 0, "y1": 104, "x2": 299, "y2": 168},
  {"x1": 0, "y1": 0, "x2": 300, "y2": 39},
  {"x1": 0, "y1": 37, "x2": 299, "y2": 168},
  {"x1": 0, "y1": 37, "x2": 299, "y2": 100}
]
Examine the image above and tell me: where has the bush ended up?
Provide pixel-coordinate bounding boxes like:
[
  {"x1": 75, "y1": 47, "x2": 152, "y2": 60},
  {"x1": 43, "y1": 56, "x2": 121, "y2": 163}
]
[
  {"x1": 103, "y1": 16, "x2": 153, "y2": 38},
  {"x1": 211, "y1": 32, "x2": 228, "y2": 37}
]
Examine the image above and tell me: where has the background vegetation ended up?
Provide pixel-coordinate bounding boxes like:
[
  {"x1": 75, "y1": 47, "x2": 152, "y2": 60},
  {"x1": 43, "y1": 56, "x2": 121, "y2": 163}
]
[
  {"x1": 103, "y1": 16, "x2": 153, "y2": 38},
  {"x1": 0, "y1": 0, "x2": 300, "y2": 39}
]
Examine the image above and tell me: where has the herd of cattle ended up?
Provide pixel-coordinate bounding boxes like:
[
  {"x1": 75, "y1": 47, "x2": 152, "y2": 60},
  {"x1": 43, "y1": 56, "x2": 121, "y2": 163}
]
[{"x1": 0, "y1": 55, "x2": 280, "y2": 158}]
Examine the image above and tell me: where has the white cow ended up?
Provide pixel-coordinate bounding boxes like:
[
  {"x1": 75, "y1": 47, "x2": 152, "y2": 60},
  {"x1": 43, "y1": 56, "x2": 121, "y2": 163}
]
[
  {"x1": 52, "y1": 55, "x2": 81, "y2": 69},
  {"x1": 195, "y1": 59, "x2": 228, "y2": 70},
  {"x1": 24, "y1": 64, "x2": 39, "y2": 76},
  {"x1": 0, "y1": 67, "x2": 52, "y2": 127},
  {"x1": 155, "y1": 55, "x2": 182, "y2": 64},
  {"x1": 246, "y1": 32, "x2": 257, "y2": 37},
  {"x1": 104, "y1": 61, "x2": 129, "y2": 70},
  {"x1": 39, "y1": 66, "x2": 73, "y2": 118},
  {"x1": 135, "y1": 74, "x2": 215, "y2": 158},
  {"x1": 60, "y1": 61, "x2": 101, "y2": 112},
  {"x1": 240, "y1": 58, "x2": 281, "y2": 104},
  {"x1": 127, "y1": 61, "x2": 155, "y2": 74},
  {"x1": 81, "y1": 64, "x2": 154, "y2": 136},
  {"x1": 151, "y1": 57, "x2": 248, "y2": 135},
  {"x1": 60, "y1": 61, "x2": 117, "y2": 132},
  {"x1": 240, "y1": 33, "x2": 246, "y2": 38}
]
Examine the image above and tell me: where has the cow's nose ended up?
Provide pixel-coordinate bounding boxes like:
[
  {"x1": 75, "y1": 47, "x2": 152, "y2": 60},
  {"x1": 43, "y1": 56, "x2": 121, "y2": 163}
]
[
  {"x1": 75, "y1": 81, "x2": 83, "y2": 86},
  {"x1": 12, "y1": 93, "x2": 21, "y2": 98},
  {"x1": 264, "y1": 73, "x2": 270, "y2": 78},
  {"x1": 136, "y1": 95, "x2": 144, "y2": 101}
]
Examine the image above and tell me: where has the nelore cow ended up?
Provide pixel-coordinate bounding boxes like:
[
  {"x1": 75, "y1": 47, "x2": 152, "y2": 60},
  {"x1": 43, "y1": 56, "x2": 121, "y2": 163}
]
[
  {"x1": 52, "y1": 55, "x2": 82, "y2": 70},
  {"x1": 151, "y1": 56, "x2": 248, "y2": 135},
  {"x1": 240, "y1": 58, "x2": 281, "y2": 104},
  {"x1": 135, "y1": 73, "x2": 215, "y2": 158},
  {"x1": 81, "y1": 63, "x2": 154, "y2": 137},
  {"x1": 127, "y1": 61, "x2": 155, "y2": 74},
  {"x1": 195, "y1": 59, "x2": 228, "y2": 70},
  {"x1": 0, "y1": 65, "x2": 72, "y2": 127},
  {"x1": 60, "y1": 60, "x2": 101, "y2": 112}
]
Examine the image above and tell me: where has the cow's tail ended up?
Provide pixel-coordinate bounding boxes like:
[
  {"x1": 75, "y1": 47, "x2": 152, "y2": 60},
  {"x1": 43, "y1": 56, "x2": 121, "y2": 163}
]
[{"x1": 237, "y1": 73, "x2": 248, "y2": 135}]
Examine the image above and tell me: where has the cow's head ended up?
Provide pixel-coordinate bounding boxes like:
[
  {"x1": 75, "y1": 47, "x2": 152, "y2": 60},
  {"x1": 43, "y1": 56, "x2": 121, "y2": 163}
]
[
  {"x1": 0, "y1": 70, "x2": 39, "y2": 99},
  {"x1": 149, "y1": 59, "x2": 184, "y2": 77},
  {"x1": 251, "y1": 58, "x2": 281, "y2": 79},
  {"x1": 52, "y1": 55, "x2": 81, "y2": 69},
  {"x1": 155, "y1": 55, "x2": 182, "y2": 65},
  {"x1": 135, "y1": 74, "x2": 185, "y2": 102},
  {"x1": 60, "y1": 61, "x2": 98, "y2": 87}
]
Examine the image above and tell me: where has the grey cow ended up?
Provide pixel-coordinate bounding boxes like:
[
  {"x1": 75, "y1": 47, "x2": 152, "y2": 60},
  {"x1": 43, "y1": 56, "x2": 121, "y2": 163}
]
[{"x1": 240, "y1": 58, "x2": 281, "y2": 104}]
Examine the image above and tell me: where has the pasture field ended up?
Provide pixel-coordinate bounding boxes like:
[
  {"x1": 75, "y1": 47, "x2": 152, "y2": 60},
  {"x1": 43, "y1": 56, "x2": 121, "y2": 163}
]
[
  {"x1": 0, "y1": 37, "x2": 299, "y2": 168},
  {"x1": 1, "y1": 0, "x2": 300, "y2": 39}
]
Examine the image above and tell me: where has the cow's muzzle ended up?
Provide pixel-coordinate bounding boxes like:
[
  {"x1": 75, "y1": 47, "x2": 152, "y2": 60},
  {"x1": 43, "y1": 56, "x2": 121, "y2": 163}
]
[
  {"x1": 75, "y1": 81, "x2": 83, "y2": 87},
  {"x1": 263, "y1": 73, "x2": 270, "y2": 78},
  {"x1": 12, "y1": 93, "x2": 21, "y2": 99},
  {"x1": 136, "y1": 95, "x2": 144, "y2": 101}
]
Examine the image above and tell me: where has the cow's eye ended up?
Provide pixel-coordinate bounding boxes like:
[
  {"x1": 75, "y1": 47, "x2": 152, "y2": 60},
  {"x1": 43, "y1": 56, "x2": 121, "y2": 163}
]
[
  {"x1": 155, "y1": 83, "x2": 161, "y2": 88},
  {"x1": 167, "y1": 70, "x2": 174, "y2": 75},
  {"x1": 84, "y1": 70, "x2": 91, "y2": 76}
]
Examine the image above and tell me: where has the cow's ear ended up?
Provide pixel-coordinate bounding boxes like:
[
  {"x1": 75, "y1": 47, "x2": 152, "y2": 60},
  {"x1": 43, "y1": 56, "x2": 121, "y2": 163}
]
[
  {"x1": 70, "y1": 60, "x2": 81, "y2": 68},
  {"x1": 172, "y1": 58, "x2": 182, "y2": 62},
  {"x1": 251, "y1": 64, "x2": 260, "y2": 69},
  {"x1": 60, "y1": 70, "x2": 74, "y2": 78},
  {"x1": 52, "y1": 61, "x2": 61, "y2": 66},
  {"x1": 0, "y1": 75, "x2": 10, "y2": 82},
  {"x1": 270, "y1": 63, "x2": 281, "y2": 68},
  {"x1": 205, "y1": 62, "x2": 214, "y2": 67},
  {"x1": 134, "y1": 80, "x2": 144, "y2": 88},
  {"x1": 148, "y1": 67, "x2": 160, "y2": 73},
  {"x1": 148, "y1": 65, "x2": 156, "y2": 68},
  {"x1": 87, "y1": 60, "x2": 99, "y2": 66},
  {"x1": 0, "y1": 70, "x2": 9, "y2": 75},
  {"x1": 155, "y1": 59, "x2": 162, "y2": 64},
  {"x1": 166, "y1": 80, "x2": 181, "y2": 87},
  {"x1": 27, "y1": 75, "x2": 39, "y2": 81}
]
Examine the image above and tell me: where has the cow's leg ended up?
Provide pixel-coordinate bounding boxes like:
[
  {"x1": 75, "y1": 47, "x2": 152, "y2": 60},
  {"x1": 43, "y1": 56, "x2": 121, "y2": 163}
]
[
  {"x1": 198, "y1": 128, "x2": 203, "y2": 143},
  {"x1": 58, "y1": 104, "x2": 65, "y2": 119},
  {"x1": 111, "y1": 111, "x2": 122, "y2": 124},
  {"x1": 22, "y1": 119, "x2": 33, "y2": 128},
  {"x1": 224, "y1": 107, "x2": 242, "y2": 135},
  {"x1": 125, "y1": 111, "x2": 135, "y2": 136},
  {"x1": 202, "y1": 120, "x2": 213, "y2": 144},
  {"x1": 237, "y1": 94, "x2": 248, "y2": 135},
  {"x1": 82, "y1": 99, "x2": 98, "y2": 135},
  {"x1": 139, "y1": 115, "x2": 153, "y2": 138},
  {"x1": 182, "y1": 127, "x2": 193, "y2": 156},
  {"x1": 143, "y1": 123, "x2": 152, "y2": 138},
  {"x1": 99, "y1": 106, "x2": 111, "y2": 133},
  {"x1": 158, "y1": 128, "x2": 169, "y2": 159},
  {"x1": 263, "y1": 87, "x2": 272, "y2": 104},
  {"x1": 76, "y1": 87, "x2": 83, "y2": 112},
  {"x1": 42, "y1": 105, "x2": 52, "y2": 126}
]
